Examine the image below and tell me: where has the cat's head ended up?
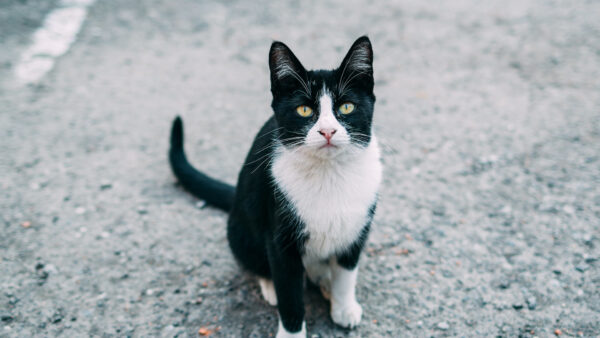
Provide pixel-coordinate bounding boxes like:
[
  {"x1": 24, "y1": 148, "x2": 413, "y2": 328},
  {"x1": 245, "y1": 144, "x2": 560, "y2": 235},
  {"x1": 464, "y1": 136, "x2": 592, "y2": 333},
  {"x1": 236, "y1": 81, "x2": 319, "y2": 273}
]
[{"x1": 269, "y1": 36, "x2": 375, "y2": 158}]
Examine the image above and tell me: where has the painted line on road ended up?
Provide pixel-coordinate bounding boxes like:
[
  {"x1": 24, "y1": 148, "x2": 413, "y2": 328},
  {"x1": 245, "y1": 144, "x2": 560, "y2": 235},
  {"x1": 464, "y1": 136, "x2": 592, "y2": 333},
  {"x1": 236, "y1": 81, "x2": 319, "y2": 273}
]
[{"x1": 14, "y1": 0, "x2": 96, "y2": 85}]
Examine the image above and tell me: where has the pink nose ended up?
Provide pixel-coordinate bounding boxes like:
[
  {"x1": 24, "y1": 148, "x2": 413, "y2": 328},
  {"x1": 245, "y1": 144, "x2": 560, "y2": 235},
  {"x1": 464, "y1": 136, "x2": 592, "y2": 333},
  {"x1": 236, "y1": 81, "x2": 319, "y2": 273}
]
[{"x1": 318, "y1": 128, "x2": 337, "y2": 141}]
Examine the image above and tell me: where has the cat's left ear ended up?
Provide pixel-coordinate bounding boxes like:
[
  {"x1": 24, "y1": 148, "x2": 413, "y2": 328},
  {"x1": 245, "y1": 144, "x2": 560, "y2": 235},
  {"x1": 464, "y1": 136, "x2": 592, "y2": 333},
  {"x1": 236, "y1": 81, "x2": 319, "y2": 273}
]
[
  {"x1": 338, "y1": 36, "x2": 374, "y2": 78},
  {"x1": 269, "y1": 41, "x2": 307, "y2": 87}
]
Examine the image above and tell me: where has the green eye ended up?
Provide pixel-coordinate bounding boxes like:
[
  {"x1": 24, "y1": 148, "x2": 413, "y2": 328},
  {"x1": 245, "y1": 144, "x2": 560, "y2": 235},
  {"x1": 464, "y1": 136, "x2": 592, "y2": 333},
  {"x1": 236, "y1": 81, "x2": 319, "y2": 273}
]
[
  {"x1": 338, "y1": 102, "x2": 355, "y2": 115},
  {"x1": 296, "y1": 105, "x2": 313, "y2": 117}
]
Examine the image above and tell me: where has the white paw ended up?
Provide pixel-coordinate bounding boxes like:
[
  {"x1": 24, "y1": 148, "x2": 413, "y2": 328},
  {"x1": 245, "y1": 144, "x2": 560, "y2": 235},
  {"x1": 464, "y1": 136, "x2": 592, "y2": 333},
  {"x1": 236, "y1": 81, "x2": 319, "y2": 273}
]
[
  {"x1": 331, "y1": 300, "x2": 362, "y2": 328},
  {"x1": 276, "y1": 320, "x2": 306, "y2": 338},
  {"x1": 258, "y1": 278, "x2": 277, "y2": 306}
]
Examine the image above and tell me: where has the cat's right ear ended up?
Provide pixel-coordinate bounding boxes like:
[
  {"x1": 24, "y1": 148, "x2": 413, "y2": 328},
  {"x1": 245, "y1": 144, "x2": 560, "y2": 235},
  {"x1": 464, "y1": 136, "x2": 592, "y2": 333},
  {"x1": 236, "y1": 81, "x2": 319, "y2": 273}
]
[{"x1": 269, "y1": 41, "x2": 307, "y2": 87}]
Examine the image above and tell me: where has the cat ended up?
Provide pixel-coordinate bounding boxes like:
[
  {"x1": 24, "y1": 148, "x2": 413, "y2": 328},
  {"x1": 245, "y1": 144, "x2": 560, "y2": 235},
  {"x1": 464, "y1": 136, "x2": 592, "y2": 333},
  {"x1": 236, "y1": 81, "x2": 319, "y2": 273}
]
[{"x1": 168, "y1": 36, "x2": 382, "y2": 337}]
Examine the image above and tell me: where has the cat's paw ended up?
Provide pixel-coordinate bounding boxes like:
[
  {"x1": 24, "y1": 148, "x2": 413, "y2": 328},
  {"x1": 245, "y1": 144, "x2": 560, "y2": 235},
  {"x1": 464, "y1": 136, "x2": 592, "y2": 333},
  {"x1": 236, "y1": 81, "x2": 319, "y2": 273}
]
[
  {"x1": 331, "y1": 300, "x2": 362, "y2": 328},
  {"x1": 276, "y1": 320, "x2": 306, "y2": 338},
  {"x1": 258, "y1": 278, "x2": 277, "y2": 306}
]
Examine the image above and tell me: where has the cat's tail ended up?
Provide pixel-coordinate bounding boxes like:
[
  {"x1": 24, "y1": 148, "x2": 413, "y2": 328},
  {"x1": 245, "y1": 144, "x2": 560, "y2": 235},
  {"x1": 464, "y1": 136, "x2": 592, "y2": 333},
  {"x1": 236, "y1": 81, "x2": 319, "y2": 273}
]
[{"x1": 169, "y1": 116, "x2": 235, "y2": 212}]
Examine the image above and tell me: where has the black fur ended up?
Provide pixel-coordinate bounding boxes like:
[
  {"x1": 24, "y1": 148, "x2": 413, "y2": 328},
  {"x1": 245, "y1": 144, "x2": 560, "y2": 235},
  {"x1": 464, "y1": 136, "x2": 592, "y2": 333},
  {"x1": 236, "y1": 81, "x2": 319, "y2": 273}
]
[
  {"x1": 168, "y1": 36, "x2": 376, "y2": 334},
  {"x1": 169, "y1": 116, "x2": 235, "y2": 211}
]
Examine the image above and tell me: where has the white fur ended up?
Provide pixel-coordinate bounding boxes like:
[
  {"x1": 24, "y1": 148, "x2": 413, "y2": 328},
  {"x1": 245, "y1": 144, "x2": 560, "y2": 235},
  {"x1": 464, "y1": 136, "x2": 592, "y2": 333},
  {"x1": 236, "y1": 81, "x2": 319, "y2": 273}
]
[
  {"x1": 271, "y1": 116, "x2": 382, "y2": 259},
  {"x1": 303, "y1": 256, "x2": 331, "y2": 299},
  {"x1": 276, "y1": 320, "x2": 306, "y2": 338},
  {"x1": 271, "y1": 142, "x2": 381, "y2": 258},
  {"x1": 258, "y1": 277, "x2": 277, "y2": 306},
  {"x1": 304, "y1": 91, "x2": 350, "y2": 147},
  {"x1": 330, "y1": 259, "x2": 362, "y2": 328}
]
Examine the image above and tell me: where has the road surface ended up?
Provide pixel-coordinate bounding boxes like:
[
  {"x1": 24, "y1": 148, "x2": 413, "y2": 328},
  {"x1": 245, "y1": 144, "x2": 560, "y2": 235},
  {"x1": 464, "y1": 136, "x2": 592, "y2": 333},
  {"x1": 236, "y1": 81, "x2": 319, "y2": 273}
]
[{"x1": 1, "y1": 0, "x2": 599, "y2": 336}]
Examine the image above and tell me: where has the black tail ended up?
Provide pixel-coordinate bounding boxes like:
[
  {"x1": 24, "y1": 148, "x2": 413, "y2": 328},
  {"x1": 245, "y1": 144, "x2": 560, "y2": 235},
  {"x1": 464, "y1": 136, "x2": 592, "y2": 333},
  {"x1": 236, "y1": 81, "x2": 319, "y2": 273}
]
[{"x1": 169, "y1": 116, "x2": 235, "y2": 211}]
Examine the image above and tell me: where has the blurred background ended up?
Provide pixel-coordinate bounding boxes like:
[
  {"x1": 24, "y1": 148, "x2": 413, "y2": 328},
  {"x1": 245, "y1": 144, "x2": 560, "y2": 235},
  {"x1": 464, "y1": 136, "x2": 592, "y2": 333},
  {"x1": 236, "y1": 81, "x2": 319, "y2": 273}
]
[{"x1": 1, "y1": 0, "x2": 599, "y2": 336}]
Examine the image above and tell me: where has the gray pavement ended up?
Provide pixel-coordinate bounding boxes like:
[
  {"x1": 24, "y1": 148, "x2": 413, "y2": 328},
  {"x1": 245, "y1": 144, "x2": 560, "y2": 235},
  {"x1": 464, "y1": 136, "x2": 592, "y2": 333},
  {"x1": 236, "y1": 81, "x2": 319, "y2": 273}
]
[{"x1": 1, "y1": 0, "x2": 599, "y2": 336}]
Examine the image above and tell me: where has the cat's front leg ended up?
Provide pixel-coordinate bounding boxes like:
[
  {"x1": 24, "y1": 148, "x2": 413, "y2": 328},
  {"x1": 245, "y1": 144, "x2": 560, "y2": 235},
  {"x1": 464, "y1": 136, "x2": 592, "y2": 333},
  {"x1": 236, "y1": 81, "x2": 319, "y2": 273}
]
[
  {"x1": 329, "y1": 259, "x2": 362, "y2": 328},
  {"x1": 266, "y1": 236, "x2": 306, "y2": 338},
  {"x1": 329, "y1": 225, "x2": 369, "y2": 329}
]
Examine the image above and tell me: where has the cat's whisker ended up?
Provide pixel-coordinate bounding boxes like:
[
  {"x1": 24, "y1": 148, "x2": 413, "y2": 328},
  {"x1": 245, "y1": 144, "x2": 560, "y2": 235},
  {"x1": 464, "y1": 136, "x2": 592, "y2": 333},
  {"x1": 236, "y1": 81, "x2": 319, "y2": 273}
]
[
  {"x1": 279, "y1": 64, "x2": 311, "y2": 98},
  {"x1": 339, "y1": 70, "x2": 368, "y2": 97},
  {"x1": 337, "y1": 47, "x2": 360, "y2": 92},
  {"x1": 250, "y1": 154, "x2": 275, "y2": 174},
  {"x1": 245, "y1": 152, "x2": 272, "y2": 167},
  {"x1": 253, "y1": 136, "x2": 305, "y2": 156},
  {"x1": 256, "y1": 126, "x2": 284, "y2": 140}
]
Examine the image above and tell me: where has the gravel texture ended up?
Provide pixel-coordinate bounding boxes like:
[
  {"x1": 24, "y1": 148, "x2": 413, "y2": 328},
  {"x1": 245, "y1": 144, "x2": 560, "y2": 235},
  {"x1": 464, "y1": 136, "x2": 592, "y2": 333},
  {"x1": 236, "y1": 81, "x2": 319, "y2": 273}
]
[{"x1": 1, "y1": 0, "x2": 599, "y2": 337}]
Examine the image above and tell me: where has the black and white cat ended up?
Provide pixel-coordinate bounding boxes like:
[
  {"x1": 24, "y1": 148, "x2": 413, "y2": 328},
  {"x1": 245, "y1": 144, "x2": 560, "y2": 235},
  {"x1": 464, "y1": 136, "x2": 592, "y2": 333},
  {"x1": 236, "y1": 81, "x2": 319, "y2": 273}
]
[{"x1": 169, "y1": 36, "x2": 382, "y2": 337}]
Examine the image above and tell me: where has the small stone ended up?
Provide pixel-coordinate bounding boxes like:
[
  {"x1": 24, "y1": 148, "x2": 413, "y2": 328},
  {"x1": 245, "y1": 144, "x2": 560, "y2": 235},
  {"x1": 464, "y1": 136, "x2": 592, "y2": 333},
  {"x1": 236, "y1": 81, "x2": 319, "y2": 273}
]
[
  {"x1": 100, "y1": 181, "x2": 112, "y2": 190},
  {"x1": 512, "y1": 303, "x2": 523, "y2": 310},
  {"x1": 196, "y1": 200, "x2": 207, "y2": 209},
  {"x1": 198, "y1": 327, "x2": 212, "y2": 336},
  {"x1": 50, "y1": 310, "x2": 64, "y2": 324},
  {"x1": 21, "y1": 221, "x2": 32, "y2": 228},
  {"x1": 1, "y1": 315, "x2": 14, "y2": 323},
  {"x1": 526, "y1": 296, "x2": 537, "y2": 310},
  {"x1": 497, "y1": 279, "x2": 511, "y2": 289},
  {"x1": 75, "y1": 207, "x2": 86, "y2": 215},
  {"x1": 583, "y1": 234, "x2": 594, "y2": 246},
  {"x1": 554, "y1": 328, "x2": 562, "y2": 336},
  {"x1": 37, "y1": 270, "x2": 49, "y2": 282},
  {"x1": 432, "y1": 205, "x2": 446, "y2": 216},
  {"x1": 563, "y1": 205, "x2": 575, "y2": 214},
  {"x1": 44, "y1": 264, "x2": 57, "y2": 274},
  {"x1": 436, "y1": 322, "x2": 449, "y2": 330},
  {"x1": 441, "y1": 269, "x2": 454, "y2": 278},
  {"x1": 7, "y1": 296, "x2": 19, "y2": 306}
]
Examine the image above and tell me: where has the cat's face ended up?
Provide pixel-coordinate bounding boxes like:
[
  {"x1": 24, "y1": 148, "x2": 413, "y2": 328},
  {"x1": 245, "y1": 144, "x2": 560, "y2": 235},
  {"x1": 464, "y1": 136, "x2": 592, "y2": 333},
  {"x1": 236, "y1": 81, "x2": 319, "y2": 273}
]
[{"x1": 269, "y1": 37, "x2": 375, "y2": 158}]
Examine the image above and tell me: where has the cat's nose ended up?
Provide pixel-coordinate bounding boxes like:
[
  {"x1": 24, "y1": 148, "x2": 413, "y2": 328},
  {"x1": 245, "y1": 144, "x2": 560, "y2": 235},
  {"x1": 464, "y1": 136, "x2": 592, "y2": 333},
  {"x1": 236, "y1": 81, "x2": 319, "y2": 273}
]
[{"x1": 318, "y1": 128, "x2": 337, "y2": 141}]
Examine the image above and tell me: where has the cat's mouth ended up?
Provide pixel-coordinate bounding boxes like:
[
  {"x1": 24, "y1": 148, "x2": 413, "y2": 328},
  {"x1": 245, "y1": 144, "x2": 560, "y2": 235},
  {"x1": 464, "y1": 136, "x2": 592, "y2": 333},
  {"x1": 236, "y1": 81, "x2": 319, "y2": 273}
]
[{"x1": 319, "y1": 143, "x2": 337, "y2": 149}]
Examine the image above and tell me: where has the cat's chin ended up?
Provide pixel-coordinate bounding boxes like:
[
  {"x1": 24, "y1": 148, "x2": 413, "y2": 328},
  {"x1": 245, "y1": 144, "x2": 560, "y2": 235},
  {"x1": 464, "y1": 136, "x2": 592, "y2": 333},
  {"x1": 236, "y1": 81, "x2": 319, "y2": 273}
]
[{"x1": 302, "y1": 144, "x2": 349, "y2": 160}]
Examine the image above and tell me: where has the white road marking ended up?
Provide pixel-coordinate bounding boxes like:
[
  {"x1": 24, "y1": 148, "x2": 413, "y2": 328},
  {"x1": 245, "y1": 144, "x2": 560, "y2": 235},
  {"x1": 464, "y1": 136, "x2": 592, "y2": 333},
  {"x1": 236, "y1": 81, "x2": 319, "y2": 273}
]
[{"x1": 14, "y1": 0, "x2": 95, "y2": 85}]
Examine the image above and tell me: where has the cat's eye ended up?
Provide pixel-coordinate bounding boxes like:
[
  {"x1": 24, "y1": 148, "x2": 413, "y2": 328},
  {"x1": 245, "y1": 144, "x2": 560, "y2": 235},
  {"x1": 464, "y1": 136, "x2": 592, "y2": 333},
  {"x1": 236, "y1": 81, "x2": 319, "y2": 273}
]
[
  {"x1": 296, "y1": 105, "x2": 313, "y2": 117},
  {"x1": 338, "y1": 102, "x2": 355, "y2": 115}
]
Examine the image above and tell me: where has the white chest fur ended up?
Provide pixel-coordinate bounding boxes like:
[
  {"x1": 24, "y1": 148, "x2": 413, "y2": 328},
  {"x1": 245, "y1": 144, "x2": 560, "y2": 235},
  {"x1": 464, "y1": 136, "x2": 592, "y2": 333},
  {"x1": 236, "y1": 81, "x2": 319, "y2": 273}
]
[{"x1": 271, "y1": 138, "x2": 382, "y2": 259}]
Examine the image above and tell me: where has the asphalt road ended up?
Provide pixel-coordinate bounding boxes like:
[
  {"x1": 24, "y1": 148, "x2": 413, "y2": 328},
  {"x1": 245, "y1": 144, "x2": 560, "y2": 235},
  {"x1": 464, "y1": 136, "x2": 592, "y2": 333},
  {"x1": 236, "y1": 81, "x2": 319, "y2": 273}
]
[{"x1": 1, "y1": 0, "x2": 599, "y2": 337}]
